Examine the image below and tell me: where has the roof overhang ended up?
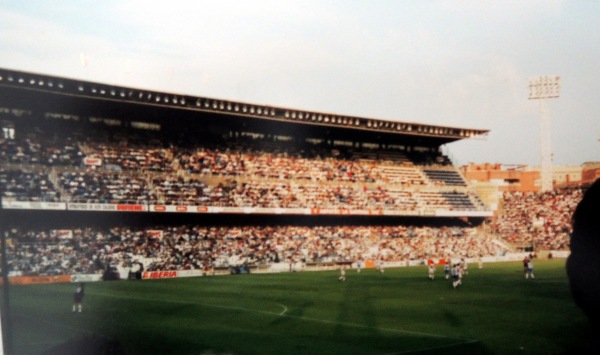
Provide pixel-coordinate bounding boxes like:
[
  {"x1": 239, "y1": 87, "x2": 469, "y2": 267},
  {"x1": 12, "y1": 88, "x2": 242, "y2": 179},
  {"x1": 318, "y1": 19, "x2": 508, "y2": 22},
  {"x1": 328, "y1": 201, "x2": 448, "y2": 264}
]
[{"x1": 0, "y1": 67, "x2": 489, "y2": 146}]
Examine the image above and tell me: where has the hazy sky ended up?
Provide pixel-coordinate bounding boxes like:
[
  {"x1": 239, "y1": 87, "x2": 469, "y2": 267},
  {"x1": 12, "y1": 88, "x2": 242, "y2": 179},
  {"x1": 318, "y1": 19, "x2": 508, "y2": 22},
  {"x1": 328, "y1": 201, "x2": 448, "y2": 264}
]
[{"x1": 0, "y1": 0, "x2": 598, "y2": 166}]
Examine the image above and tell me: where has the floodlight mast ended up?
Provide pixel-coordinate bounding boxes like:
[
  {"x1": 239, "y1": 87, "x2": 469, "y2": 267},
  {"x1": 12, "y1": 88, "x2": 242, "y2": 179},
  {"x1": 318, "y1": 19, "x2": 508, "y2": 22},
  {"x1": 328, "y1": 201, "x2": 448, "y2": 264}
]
[{"x1": 528, "y1": 75, "x2": 560, "y2": 192}]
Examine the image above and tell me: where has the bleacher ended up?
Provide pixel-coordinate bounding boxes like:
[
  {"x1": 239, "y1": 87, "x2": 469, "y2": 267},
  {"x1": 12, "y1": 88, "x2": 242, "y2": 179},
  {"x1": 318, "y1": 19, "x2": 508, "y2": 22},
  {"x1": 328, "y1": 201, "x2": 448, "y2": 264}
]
[
  {"x1": 0, "y1": 168, "x2": 60, "y2": 202},
  {"x1": 422, "y1": 168, "x2": 467, "y2": 186},
  {"x1": 0, "y1": 67, "x2": 501, "y2": 279},
  {"x1": 0, "y1": 120, "x2": 489, "y2": 216}
]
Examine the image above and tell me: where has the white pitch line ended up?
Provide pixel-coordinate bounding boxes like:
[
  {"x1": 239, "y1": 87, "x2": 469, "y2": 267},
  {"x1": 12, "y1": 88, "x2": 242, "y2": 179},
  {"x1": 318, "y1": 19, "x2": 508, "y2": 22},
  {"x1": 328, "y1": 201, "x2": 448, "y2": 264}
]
[
  {"x1": 276, "y1": 303, "x2": 288, "y2": 316},
  {"x1": 92, "y1": 291, "x2": 478, "y2": 344}
]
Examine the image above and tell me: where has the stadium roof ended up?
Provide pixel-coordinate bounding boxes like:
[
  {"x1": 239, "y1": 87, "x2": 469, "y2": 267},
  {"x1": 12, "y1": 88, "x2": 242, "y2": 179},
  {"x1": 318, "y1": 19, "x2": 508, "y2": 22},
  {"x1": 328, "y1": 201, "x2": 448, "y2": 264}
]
[{"x1": 0, "y1": 67, "x2": 488, "y2": 146}]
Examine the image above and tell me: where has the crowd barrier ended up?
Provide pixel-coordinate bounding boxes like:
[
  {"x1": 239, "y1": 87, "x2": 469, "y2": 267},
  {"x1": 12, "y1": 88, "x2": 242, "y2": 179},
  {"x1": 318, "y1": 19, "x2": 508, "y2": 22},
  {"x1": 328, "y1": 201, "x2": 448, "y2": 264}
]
[
  {"x1": 2, "y1": 252, "x2": 566, "y2": 285},
  {"x1": 1, "y1": 200, "x2": 493, "y2": 217}
]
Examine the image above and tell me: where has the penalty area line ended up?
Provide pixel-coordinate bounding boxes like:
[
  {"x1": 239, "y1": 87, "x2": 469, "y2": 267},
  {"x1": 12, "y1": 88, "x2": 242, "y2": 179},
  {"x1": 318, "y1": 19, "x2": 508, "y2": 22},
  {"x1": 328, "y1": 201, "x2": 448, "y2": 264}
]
[
  {"x1": 276, "y1": 303, "x2": 288, "y2": 316},
  {"x1": 93, "y1": 291, "x2": 475, "y2": 342},
  {"x1": 92, "y1": 291, "x2": 477, "y2": 344}
]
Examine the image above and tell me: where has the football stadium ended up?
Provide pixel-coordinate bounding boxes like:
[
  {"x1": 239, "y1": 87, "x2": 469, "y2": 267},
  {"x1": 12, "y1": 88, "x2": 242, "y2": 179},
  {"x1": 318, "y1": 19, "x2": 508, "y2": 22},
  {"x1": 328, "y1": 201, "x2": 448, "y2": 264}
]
[{"x1": 0, "y1": 67, "x2": 596, "y2": 354}]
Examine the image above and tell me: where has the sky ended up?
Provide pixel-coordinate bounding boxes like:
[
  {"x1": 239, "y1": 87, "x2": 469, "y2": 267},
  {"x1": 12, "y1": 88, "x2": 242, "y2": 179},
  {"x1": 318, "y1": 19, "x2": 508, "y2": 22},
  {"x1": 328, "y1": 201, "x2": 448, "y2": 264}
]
[{"x1": 0, "y1": 0, "x2": 598, "y2": 167}]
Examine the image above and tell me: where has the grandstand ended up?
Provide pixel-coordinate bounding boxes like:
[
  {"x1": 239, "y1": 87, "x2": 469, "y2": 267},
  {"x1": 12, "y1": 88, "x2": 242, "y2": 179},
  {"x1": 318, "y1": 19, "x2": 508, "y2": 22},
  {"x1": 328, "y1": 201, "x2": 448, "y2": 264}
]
[
  {"x1": 1, "y1": 66, "x2": 505, "y2": 281},
  {"x1": 0, "y1": 68, "x2": 489, "y2": 213}
]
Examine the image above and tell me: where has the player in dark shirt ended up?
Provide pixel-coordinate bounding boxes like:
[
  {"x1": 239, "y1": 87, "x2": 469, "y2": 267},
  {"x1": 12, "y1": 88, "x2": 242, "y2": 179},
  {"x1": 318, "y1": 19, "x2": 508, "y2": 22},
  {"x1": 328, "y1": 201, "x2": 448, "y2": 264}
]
[{"x1": 73, "y1": 283, "x2": 85, "y2": 313}]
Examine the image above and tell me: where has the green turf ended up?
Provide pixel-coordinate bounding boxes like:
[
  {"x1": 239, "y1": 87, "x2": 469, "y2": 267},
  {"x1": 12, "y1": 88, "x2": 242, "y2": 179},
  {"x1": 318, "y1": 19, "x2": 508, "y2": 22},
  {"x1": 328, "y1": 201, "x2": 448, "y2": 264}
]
[{"x1": 2, "y1": 259, "x2": 594, "y2": 354}]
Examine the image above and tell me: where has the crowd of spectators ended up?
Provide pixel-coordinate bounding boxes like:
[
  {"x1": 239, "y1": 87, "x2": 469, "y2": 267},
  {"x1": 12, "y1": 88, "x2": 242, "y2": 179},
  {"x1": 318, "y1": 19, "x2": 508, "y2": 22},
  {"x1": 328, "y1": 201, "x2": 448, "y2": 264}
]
[
  {"x1": 0, "y1": 134, "x2": 82, "y2": 166},
  {"x1": 0, "y1": 168, "x2": 60, "y2": 202},
  {"x1": 1, "y1": 123, "x2": 590, "y2": 282},
  {"x1": 489, "y1": 187, "x2": 582, "y2": 250},
  {"x1": 1, "y1": 165, "x2": 479, "y2": 211},
  {"x1": 59, "y1": 171, "x2": 155, "y2": 204},
  {"x1": 84, "y1": 143, "x2": 173, "y2": 172},
  {"x1": 2, "y1": 177, "x2": 583, "y2": 278},
  {"x1": 44, "y1": 172, "x2": 478, "y2": 211},
  {"x1": 0, "y1": 120, "x2": 484, "y2": 215},
  {"x1": 4, "y1": 224, "x2": 509, "y2": 277},
  {"x1": 4, "y1": 180, "x2": 585, "y2": 277}
]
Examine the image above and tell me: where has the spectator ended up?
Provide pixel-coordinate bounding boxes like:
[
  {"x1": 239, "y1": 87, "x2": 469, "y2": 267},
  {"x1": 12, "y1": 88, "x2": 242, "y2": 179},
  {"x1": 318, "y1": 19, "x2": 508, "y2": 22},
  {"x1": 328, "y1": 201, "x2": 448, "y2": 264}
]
[{"x1": 567, "y1": 179, "x2": 600, "y2": 329}]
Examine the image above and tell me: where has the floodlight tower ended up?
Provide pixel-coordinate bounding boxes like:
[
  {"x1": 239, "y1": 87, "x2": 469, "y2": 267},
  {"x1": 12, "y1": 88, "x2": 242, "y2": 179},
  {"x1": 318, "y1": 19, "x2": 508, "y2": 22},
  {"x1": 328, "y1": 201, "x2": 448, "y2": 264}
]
[{"x1": 528, "y1": 75, "x2": 560, "y2": 192}]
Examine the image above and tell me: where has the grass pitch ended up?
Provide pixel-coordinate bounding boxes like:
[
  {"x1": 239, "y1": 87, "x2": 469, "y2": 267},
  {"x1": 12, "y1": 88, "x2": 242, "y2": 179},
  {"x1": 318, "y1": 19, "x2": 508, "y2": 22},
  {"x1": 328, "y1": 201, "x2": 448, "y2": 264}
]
[{"x1": 4, "y1": 259, "x2": 593, "y2": 354}]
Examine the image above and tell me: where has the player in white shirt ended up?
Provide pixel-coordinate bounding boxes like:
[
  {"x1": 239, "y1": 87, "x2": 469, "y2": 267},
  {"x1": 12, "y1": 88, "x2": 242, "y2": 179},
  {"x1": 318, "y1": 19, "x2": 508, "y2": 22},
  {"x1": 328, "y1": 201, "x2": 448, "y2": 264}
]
[
  {"x1": 444, "y1": 260, "x2": 451, "y2": 280},
  {"x1": 338, "y1": 265, "x2": 346, "y2": 281},
  {"x1": 428, "y1": 263, "x2": 436, "y2": 280},
  {"x1": 461, "y1": 258, "x2": 468, "y2": 276},
  {"x1": 451, "y1": 264, "x2": 462, "y2": 288},
  {"x1": 377, "y1": 260, "x2": 385, "y2": 274},
  {"x1": 525, "y1": 261, "x2": 535, "y2": 279}
]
